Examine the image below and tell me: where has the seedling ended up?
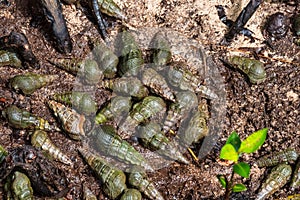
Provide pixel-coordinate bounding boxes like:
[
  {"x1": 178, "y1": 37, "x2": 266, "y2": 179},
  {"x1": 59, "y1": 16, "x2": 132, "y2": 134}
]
[{"x1": 217, "y1": 128, "x2": 268, "y2": 200}]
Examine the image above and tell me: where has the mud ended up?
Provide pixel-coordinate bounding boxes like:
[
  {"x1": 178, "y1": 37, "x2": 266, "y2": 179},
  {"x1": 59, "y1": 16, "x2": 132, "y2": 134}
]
[{"x1": 0, "y1": 0, "x2": 299, "y2": 199}]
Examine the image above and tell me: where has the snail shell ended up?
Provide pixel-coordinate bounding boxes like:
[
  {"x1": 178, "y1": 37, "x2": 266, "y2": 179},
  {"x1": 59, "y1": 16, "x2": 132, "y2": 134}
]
[
  {"x1": 119, "y1": 96, "x2": 166, "y2": 137},
  {"x1": 256, "y1": 164, "x2": 292, "y2": 200},
  {"x1": 95, "y1": 96, "x2": 131, "y2": 124},
  {"x1": 87, "y1": 125, "x2": 153, "y2": 172},
  {"x1": 97, "y1": 0, "x2": 126, "y2": 20},
  {"x1": 31, "y1": 130, "x2": 72, "y2": 166},
  {"x1": 180, "y1": 101, "x2": 209, "y2": 145},
  {"x1": 47, "y1": 100, "x2": 91, "y2": 140},
  {"x1": 291, "y1": 158, "x2": 300, "y2": 189},
  {"x1": 256, "y1": 148, "x2": 299, "y2": 167},
  {"x1": 120, "y1": 189, "x2": 142, "y2": 200},
  {"x1": 128, "y1": 169, "x2": 164, "y2": 200},
  {"x1": 11, "y1": 171, "x2": 34, "y2": 200},
  {"x1": 52, "y1": 91, "x2": 97, "y2": 115},
  {"x1": 100, "y1": 77, "x2": 149, "y2": 99},
  {"x1": 137, "y1": 122, "x2": 189, "y2": 164},
  {"x1": 141, "y1": 68, "x2": 175, "y2": 101},
  {"x1": 163, "y1": 91, "x2": 198, "y2": 133},
  {"x1": 117, "y1": 30, "x2": 144, "y2": 76},
  {"x1": 228, "y1": 56, "x2": 266, "y2": 84},
  {"x1": 49, "y1": 58, "x2": 103, "y2": 85},
  {"x1": 0, "y1": 50, "x2": 22, "y2": 68},
  {"x1": 150, "y1": 31, "x2": 172, "y2": 67},
  {"x1": 9, "y1": 73, "x2": 58, "y2": 95},
  {"x1": 78, "y1": 147, "x2": 127, "y2": 199},
  {"x1": 2, "y1": 105, "x2": 60, "y2": 131},
  {"x1": 92, "y1": 40, "x2": 118, "y2": 78}
]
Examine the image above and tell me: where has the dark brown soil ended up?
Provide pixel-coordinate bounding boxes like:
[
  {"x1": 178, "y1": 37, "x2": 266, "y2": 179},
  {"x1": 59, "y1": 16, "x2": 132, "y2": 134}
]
[{"x1": 0, "y1": 0, "x2": 299, "y2": 200}]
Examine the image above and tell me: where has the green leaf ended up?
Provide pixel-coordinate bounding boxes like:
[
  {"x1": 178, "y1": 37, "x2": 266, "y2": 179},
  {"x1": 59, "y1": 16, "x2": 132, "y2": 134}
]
[
  {"x1": 220, "y1": 144, "x2": 239, "y2": 162},
  {"x1": 217, "y1": 175, "x2": 227, "y2": 188},
  {"x1": 232, "y1": 183, "x2": 247, "y2": 192},
  {"x1": 226, "y1": 131, "x2": 241, "y2": 151},
  {"x1": 233, "y1": 162, "x2": 250, "y2": 178},
  {"x1": 238, "y1": 128, "x2": 268, "y2": 154}
]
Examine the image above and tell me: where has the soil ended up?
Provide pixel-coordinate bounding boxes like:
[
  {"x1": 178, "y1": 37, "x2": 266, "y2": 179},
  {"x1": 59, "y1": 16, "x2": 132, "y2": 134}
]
[{"x1": 0, "y1": 0, "x2": 300, "y2": 200}]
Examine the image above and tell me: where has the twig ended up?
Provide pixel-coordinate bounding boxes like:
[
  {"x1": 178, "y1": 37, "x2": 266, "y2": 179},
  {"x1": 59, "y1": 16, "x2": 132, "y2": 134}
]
[
  {"x1": 188, "y1": 147, "x2": 199, "y2": 162},
  {"x1": 222, "y1": 0, "x2": 263, "y2": 45}
]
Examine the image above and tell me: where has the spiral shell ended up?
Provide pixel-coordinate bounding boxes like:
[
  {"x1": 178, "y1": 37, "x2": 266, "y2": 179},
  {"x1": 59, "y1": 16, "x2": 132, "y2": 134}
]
[
  {"x1": 83, "y1": 185, "x2": 97, "y2": 200},
  {"x1": 95, "y1": 96, "x2": 131, "y2": 124},
  {"x1": 291, "y1": 158, "x2": 300, "y2": 189},
  {"x1": 52, "y1": 91, "x2": 97, "y2": 115},
  {"x1": 167, "y1": 62, "x2": 198, "y2": 90},
  {"x1": 163, "y1": 91, "x2": 198, "y2": 133},
  {"x1": 2, "y1": 105, "x2": 60, "y2": 131},
  {"x1": 0, "y1": 144, "x2": 8, "y2": 164},
  {"x1": 120, "y1": 189, "x2": 142, "y2": 200},
  {"x1": 256, "y1": 164, "x2": 292, "y2": 200},
  {"x1": 141, "y1": 68, "x2": 175, "y2": 101},
  {"x1": 97, "y1": 0, "x2": 126, "y2": 20},
  {"x1": 256, "y1": 148, "x2": 299, "y2": 168},
  {"x1": 167, "y1": 62, "x2": 217, "y2": 99},
  {"x1": 31, "y1": 130, "x2": 72, "y2": 166},
  {"x1": 49, "y1": 58, "x2": 103, "y2": 85},
  {"x1": 150, "y1": 31, "x2": 172, "y2": 67},
  {"x1": 78, "y1": 147, "x2": 127, "y2": 199},
  {"x1": 180, "y1": 101, "x2": 209, "y2": 145},
  {"x1": 87, "y1": 125, "x2": 153, "y2": 171},
  {"x1": 128, "y1": 169, "x2": 164, "y2": 200},
  {"x1": 119, "y1": 96, "x2": 166, "y2": 137},
  {"x1": 9, "y1": 73, "x2": 58, "y2": 95},
  {"x1": 11, "y1": 171, "x2": 34, "y2": 200},
  {"x1": 100, "y1": 77, "x2": 149, "y2": 99},
  {"x1": 92, "y1": 40, "x2": 118, "y2": 78},
  {"x1": 228, "y1": 56, "x2": 266, "y2": 84},
  {"x1": 47, "y1": 100, "x2": 90, "y2": 140},
  {"x1": 117, "y1": 30, "x2": 144, "y2": 76},
  {"x1": 0, "y1": 50, "x2": 22, "y2": 68},
  {"x1": 137, "y1": 122, "x2": 189, "y2": 164}
]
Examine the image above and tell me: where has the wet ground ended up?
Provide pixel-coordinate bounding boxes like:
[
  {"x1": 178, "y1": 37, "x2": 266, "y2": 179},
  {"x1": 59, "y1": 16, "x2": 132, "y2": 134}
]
[{"x1": 0, "y1": 0, "x2": 300, "y2": 199}]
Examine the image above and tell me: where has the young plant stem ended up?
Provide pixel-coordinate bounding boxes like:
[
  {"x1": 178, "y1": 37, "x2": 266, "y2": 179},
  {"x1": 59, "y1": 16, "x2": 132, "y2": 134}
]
[{"x1": 224, "y1": 167, "x2": 235, "y2": 200}]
